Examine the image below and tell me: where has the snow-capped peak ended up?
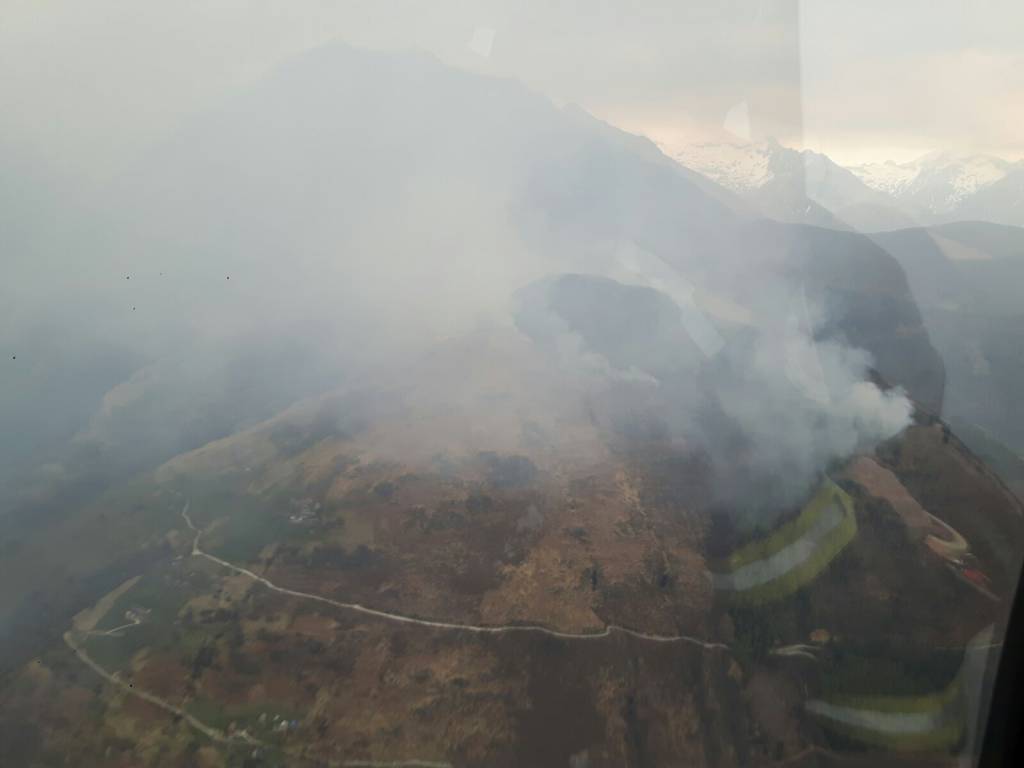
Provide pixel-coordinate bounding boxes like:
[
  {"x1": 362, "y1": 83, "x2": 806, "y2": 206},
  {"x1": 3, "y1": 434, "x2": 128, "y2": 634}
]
[
  {"x1": 667, "y1": 140, "x2": 778, "y2": 192},
  {"x1": 848, "y1": 152, "x2": 1013, "y2": 212},
  {"x1": 845, "y1": 159, "x2": 919, "y2": 198},
  {"x1": 661, "y1": 138, "x2": 1022, "y2": 228}
]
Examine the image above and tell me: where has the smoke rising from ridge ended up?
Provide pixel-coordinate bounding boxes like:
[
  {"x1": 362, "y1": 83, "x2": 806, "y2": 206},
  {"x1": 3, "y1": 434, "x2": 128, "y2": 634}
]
[{"x1": 2, "y1": 42, "x2": 920, "y2": 526}]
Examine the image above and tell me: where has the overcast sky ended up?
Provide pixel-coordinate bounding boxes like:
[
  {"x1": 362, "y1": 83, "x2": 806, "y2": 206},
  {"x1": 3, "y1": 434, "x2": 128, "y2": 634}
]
[{"x1": 1, "y1": 0, "x2": 1021, "y2": 178}]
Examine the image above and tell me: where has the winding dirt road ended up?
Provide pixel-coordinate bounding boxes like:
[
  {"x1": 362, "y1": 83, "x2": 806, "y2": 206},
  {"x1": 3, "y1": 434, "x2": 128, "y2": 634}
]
[
  {"x1": 64, "y1": 630, "x2": 452, "y2": 768},
  {"x1": 62, "y1": 501, "x2": 727, "y2": 766},
  {"x1": 181, "y1": 503, "x2": 730, "y2": 651},
  {"x1": 63, "y1": 629, "x2": 253, "y2": 746}
]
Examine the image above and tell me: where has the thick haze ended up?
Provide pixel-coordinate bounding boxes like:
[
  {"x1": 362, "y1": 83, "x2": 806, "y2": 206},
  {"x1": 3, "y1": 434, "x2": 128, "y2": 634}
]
[
  {"x1": 2, "y1": 4, "x2": 941, "y2": 525},
  {"x1": 3, "y1": 11, "x2": 1022, "y2": 761},
  {"x1": 2, "y1": 0, "x2": 1021, "y2": 179}
]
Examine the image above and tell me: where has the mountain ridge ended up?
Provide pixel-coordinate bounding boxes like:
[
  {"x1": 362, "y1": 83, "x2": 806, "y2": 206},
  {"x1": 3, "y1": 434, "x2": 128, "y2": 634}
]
[{"x1": 668, "y1": 139, "x2": 1024, "y2": 230}]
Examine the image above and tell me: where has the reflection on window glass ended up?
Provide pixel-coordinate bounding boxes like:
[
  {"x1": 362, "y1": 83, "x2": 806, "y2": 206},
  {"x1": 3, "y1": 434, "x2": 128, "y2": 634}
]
[{"x1": 1, "y1": 2, "x2": 1021, "y2": 767}]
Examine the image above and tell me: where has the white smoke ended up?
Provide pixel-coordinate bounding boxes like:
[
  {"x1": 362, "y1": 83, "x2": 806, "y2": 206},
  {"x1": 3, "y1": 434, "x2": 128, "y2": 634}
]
[
  {"x1": 697, "y1": 318, "x2": 913, "y2": 521},
  {"x1": 3, "y1": 42, "x2": 917, "y2": 528}
]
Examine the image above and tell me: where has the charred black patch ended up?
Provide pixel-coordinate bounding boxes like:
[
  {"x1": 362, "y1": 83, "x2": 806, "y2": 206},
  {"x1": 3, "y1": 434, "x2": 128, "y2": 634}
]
[{"x1": 479, "y1": 452, "x2": 538, "y2": 489}]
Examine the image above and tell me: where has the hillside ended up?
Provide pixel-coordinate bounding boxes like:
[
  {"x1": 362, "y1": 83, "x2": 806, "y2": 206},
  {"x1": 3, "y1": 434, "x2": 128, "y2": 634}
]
[
  {"x1": 2, "y1": 320, "x2": 1020, "y2": 766},
  {"x1": 0, "y1": 42, "x2": 1018, "y2": 768},
  {"x1": 869, "y1": 222, "x2": 1024, "y2": 468}
]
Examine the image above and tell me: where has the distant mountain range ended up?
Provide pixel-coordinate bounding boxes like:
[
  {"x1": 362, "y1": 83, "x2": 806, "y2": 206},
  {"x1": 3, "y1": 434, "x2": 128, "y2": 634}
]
[{"x1": 670, "y1": 140, "x2": 1024, "y2": 231}]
